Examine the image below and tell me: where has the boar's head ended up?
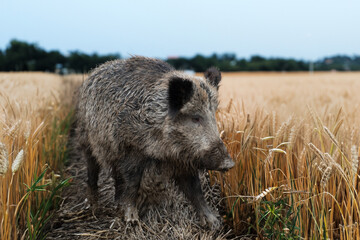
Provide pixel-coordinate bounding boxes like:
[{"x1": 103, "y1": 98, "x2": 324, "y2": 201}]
[{"x1": 164, "y1": 67, "x2": 234, "y2": 171}]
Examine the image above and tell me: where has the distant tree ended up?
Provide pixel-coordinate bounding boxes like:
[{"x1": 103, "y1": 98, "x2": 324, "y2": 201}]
[
  {"x1": 0, "y1": 39, "x2": 120, "y2": 73},
  {"x1": 1, "y1": 39, "x2": 68, "y2": 72},
  {"x1": 0, "y1": 50, "x2": 4, "y2": 71},
  {"x1": 250, "y1": 55, "x2": 266, "y2": 62},
  {"x1": 4, "y1": 39, "x2": 44, "y2": 71},
  {"x1": 189, "y1": 54, "x2": 212, "y2": 72},
  {"x1": 166, "y1": 57, "x2": 191, "y2": 70},
  {"x1": 166, "y1": 54, "x2": 317, "y2": 72},
  {"x1": 236, "y1": 59, "x2": 247, "y2": 70},
  {"x1": 67, "y1": 51, "x2": 90, "y2": 73},
  {"x1": 221, "y1": 53, "x2": 236, "y2": 61},
  {"x1": 352, "y1": 55, "x2": 360, "y2": 70},
  {"x1": 36, "y1": 50, "x2": 66, "y2": 72},
  {"x1": 67, "y1": 51, "x2": 120, "y2": 73}
]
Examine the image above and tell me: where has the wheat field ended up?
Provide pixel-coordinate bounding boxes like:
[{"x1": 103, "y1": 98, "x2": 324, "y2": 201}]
[
  {"x1": 214, "y1": 72, "x2": 360, "y2": 239},
  {"x1": 0, "y1": 71, "x2": 359, "y2": 239},
  {"x1": 0, "y1": 73, "x2": 82, "y2": 239}
]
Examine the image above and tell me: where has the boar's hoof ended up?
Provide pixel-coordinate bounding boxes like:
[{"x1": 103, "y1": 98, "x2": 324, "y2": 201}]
[
  {"x1": 86, "y1": 188, "x2": 98, "y2": 206},
  {"x1": 124, "y1": 205, "x2": 139, "y2": 224},
  {"x1": 85, "y1": 197, "x2": 98, "y2": 213},
  {"x1": 200, "y1": 213, "x2": 221, "y2": 230}
]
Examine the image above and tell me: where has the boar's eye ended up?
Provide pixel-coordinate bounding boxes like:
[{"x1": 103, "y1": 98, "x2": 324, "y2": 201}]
[{"x1": 191, "y1": 116, "x2": 202, "y2": 124}]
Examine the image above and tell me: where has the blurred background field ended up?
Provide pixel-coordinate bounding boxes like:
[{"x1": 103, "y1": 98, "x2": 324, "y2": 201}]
[{"x1": 218, "y1": 72, "x2": 360, "y2": 123}]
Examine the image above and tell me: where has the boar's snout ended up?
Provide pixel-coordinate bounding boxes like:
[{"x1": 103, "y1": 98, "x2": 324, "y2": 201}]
[
  {"x1": 217, "y1": 156, "x2": 235, "y2": 171},
  {"x1": 201, "y1": 141, "x2": 235, "y2": 171}
]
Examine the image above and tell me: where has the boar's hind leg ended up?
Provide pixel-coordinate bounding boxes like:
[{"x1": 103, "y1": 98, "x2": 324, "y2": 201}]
[
  {"x1": 85, "y1": 148, "x2": 100, "y2": 205},
  {"x1": 175, "y1": 173, "x2": 220, "y2": 230}
]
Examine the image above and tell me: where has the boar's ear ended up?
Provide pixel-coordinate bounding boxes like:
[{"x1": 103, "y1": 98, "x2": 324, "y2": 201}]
[
  {"x1": 204, "y1": 67, "x2": 221, "y2": 89},
  {"x1": 168, "y1": 77, "x2": 194, "y2": 116}
]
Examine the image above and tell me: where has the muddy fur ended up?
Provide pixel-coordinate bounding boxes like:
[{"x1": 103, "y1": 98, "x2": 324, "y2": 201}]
[{"x1": 75, "y1": 56, "x2": 234, "y2": 229}]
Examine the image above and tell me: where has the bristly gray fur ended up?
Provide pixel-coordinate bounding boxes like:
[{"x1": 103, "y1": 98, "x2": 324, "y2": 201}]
[{"x1": 75, "y1": 56, "x2": 234, "y2": 229}]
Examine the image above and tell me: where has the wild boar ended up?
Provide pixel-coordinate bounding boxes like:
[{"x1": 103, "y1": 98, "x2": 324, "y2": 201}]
[{"x1": 75, "y1": 56, "x2": 234, "y2": 229}]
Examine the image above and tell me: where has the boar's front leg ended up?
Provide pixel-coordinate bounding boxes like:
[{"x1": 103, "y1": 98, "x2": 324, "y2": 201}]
[
  {"x1": 175, "y1": 172, "x2": 220, "y2": 230},
  {"x1": 113, "y1": 152, "x2": 146, "y2": 223}
]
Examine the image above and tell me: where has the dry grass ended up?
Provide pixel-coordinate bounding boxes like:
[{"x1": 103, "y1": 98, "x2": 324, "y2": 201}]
[
  {"x1": 213, "y1": 72, "x2": 360, "y2": 239},
  {"x1": 0, "y1": 72, "x2": 82, "y2": 239}
]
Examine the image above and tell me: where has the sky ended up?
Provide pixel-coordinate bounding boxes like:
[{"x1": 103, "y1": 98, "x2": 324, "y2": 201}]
[{"x1": 1, "y1": 0, "x2": 359, "y2": 60}]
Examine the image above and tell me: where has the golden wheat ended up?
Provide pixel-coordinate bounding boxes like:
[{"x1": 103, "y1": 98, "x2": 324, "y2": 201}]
[
  {"x1": 0, "y1": 142, "x2": 9, "y2": 176},
  {"x1": 213, "y1": 72, "x2": 360, "y2": 239},
  {"x1": 0, "y1": 72, "x2": 82, "y2": 239}
]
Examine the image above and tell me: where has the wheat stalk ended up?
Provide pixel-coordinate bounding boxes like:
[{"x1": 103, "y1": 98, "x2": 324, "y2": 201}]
[
  {"x1": 308, "y1": 106, "x2": 319, "y2": 127},
  {"x1": 323, "y1": 126, "x2": 340, "y2": 147},
  {"x1": 219, "y1": 130, "x2": 225, "y2": 140},
  {"x1": 264, "y1": 150, "x2": 274, "y2": 165},
  {"x1": 24, "y1": 120, "x2": 31, "y2": 140},
  {"x1": 0, "y1": 142, "x2": 9, "y2": 176},
  {"x1": 297, "y1": 147, "x2": 306, "y2": 176},
  {"x1": 272, "y1": 111, "x2": 276, "y2": 135},
  {"x1": 275, "y1": 122, "x2": 287, "y2": 139},
  {"x1": 11, "y1": 149, "x2": 24, "y2": 174},
  {"x1": 308, "y1": 142, "x2": 325, "y2": 161},
  {"x1": 350, "y1": 129, "x2": 355, "y2": 147},
  {"x1": 254, "y1": 187, "x2": 278, "y2": 202},
  {"x1": 303, "y1": 123, "x2": 310, "y2": 145},
  {"x1": 320, "y1": 165, "x2": 333, "y2": 189},
  {"x1": 351, "y1": 145, "x2": 359, "y2": 185},
  {"x1": 288, "y1": 125, "x2": 297, "y2": 146},
  {"x1": 225, "y1": 98, "x2": 233, "y2": 113},
  {"x1": 6, "y1": 120, "x2": 21, "y2": 138}
]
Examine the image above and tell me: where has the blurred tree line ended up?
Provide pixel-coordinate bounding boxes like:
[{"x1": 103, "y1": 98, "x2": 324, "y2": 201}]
[
  {"x1": 0, "y1": 39, "x2": 359, "y2": 73},
  {"x1": 0, "y1": 39, "x2": 119, "y2": 73},
  {"x1": 167, "y1": 53, "x2": 360, "y2": 72}
]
